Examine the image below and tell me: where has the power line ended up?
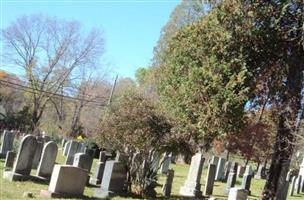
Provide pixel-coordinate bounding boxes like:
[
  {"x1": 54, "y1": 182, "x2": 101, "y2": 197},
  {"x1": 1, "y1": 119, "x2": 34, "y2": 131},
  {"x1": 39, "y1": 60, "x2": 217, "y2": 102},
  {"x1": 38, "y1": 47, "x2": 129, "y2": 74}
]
[{"x1": 0, "y1": 79, "x2": 108, "y2": 106}]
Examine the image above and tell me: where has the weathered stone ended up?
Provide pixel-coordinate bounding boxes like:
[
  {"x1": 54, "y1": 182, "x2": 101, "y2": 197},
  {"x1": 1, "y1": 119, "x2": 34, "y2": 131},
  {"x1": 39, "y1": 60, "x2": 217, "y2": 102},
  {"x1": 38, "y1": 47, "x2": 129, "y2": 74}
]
[
  {"x1": 84, "y1": 148, "x2": 95, "y2": 158},
  {"x1": 162, "y1": 169, "x2": 174, "y2": 197},
  {"x1": 228, "y1": 188, "x2": 248, "y2": 200},
  {"x1": 254, "y1": 165, "x2": 265, "y2": 179},
  {"x1": 99, "y1": 151, "x2": 107, "y2": 163},
  {"x1": 215, "y1": 157, "x2": 226, "y2": 181},
  {"x1": 90, "y1": 161, "x2": 106, "y2": 185},
  {"x1": 93, "y1": 160, "x2": 127, "y2": 198},
  {"x1": 241, "y1": 165, "x2": 252, "y2": 195},
  {"x1": 4, "y1": 151, "x2": 15, "y2": 168},
  {"x1": 0, "y1": 130, "x2": 15, "y2": 158},
  {"x1": 63, "y1": 141, "x2": 71, "y2": 156},
  {"x1": 65, "y1": 141, "x2": 80, "y2": 164},
  {"x1": 224, "y1": 162, "x2": 238, "y2": 195},
  {"x1": 36, "y1": 141, "x2": 58, "y2": 180},
  {"x1": 160, "y1": 152, "x2": 171, "y2": 174},
  {"x1": 32, "y1": 140, "x2": 44, "y2": 169},
  {"x1": 289, "y1": 176, "x2": 296, "y2": 196},
  {"x1": 3, "y1": 135, "x2": 37, "y2": 181},
  {"x1": 61, "y1": 139, "x2": 67, "y2": 148},
  {"x1": 204, "y1": 163, "x2": 216, "y2": 196},
  {"x1": 237, "y1": 165, "x2": 246, "y2": 178},
  {"x1": 40, "y1": 165, "x2": 88, "y2": 198},
  {"x1": 179, "y1": 153, "x2": 205, "y2": 197},
  {"x1": 295, "y1": 175, "x2": 302, "y2": 194},
  {"x1": 223, "y1": 161, "x2": 232, "y2": 182},
  {"x1": 210, "y1": 156, "x2": 219, "y2": 168},
  {"x1": 73, "y1": 153, "x2": 93, "y2": 173}
]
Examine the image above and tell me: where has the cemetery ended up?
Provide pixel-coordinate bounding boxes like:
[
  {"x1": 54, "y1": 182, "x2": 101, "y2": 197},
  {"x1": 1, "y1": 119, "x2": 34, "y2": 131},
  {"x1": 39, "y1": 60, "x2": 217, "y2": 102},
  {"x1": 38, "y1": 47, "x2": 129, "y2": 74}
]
[{"x1": 1, "y1": 1, "x2": 304, "y2": 200}]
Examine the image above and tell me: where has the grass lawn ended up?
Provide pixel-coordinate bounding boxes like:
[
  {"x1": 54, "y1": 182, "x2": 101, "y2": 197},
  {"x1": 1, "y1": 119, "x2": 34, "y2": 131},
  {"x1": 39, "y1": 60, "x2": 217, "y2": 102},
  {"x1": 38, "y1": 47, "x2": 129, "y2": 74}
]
[{"x1": 0, "y1": 148, "x2": 304, "y2": 200}]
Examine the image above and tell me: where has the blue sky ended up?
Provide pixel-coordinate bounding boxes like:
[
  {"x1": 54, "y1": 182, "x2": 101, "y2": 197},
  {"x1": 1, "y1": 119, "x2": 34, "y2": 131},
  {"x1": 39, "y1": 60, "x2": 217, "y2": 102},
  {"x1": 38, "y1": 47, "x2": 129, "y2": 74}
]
[{"x1": 0, "y1": 0, "x2": 180, "y2": 79}]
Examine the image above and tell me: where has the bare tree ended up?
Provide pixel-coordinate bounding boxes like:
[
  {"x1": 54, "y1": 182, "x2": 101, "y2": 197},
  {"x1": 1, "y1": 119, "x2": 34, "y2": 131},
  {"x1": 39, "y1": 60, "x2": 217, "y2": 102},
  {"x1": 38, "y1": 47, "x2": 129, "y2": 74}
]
[{"x1": 2, "y1": 14, "x2": 104, "y2": 133}]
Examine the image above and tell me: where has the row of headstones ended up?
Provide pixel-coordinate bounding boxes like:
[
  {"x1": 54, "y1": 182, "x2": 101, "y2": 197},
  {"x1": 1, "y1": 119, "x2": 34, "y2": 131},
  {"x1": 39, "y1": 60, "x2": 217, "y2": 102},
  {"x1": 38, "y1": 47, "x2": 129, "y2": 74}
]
[{"x1": 288, "y1": 157, "x2": 304, "y2": 196}]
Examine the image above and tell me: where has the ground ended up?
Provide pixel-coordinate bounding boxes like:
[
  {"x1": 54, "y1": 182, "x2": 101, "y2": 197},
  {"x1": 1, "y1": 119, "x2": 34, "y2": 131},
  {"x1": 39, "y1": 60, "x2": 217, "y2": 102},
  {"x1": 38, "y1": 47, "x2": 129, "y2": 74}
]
[{"x1": 0, "y1": 149, "x2": 303, "y2": 200}]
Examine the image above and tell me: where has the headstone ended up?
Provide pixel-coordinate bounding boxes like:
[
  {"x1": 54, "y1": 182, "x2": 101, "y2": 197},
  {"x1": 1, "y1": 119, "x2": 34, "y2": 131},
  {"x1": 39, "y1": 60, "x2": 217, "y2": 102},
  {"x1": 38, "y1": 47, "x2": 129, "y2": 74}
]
[
  {"x1": 63, "y1": 141, "x2": 71, "y2": 156},
  {"x1": 90, "y1": 161, "x2": 106, "y2": 185},
  {"x1": 254, "y1": 165, "x2": 265, "y2": 179},
  {"x1": 204, "y1": 163, "x2": 216, "y2": 196},
  {"x1": 215, "y1": 157, "x2": 226, "y2": 181},
  {"x1": 286, "y1": 170, "x2": 292, "y2": 182},
  {"x1": 3, "y1": 135, "x2": 37, "y2": 181},
  {"x1": 223, "y1": 161, "x2": 232, "y2": 182},
  {"x1": 32, "y1": 140, "x2": 44, "y2": 169},
  {"x1": 162, "y1": 169, "x2": 174, "y2": 197},
  {"x1": 65, "y1": 141, "x2": 80, "y2": 164},
  {"x1": 299, "y1": 157, "x2": 304, "y2": 192},
  {"x1": 179, "y1": 153, "x2": 205, "y2": 197},
  {"x1": 160, "y1": 153, "x2": 171, "y2": 174},
  {"x1": 0, "y1": 130, "x2": 15, "y2": 158},
  {"x1": 73, "y1": 153, "x2": 93, "y2": 173},
  {"x1": 4, "y1": 151, "x2": 16, "y2": 168},
  {"x1": 36, "y1": 141, "x2": 58, "y2": 180},
  {"x1": 84, "y1": 148, "x2": 95, "y2": 158},
  {"x1": 237, "y1": 165, "x2": 246, "y2": 178},
  {"x1": 77, "y1": 142, "x2": 85, "y2": 154},
  {"x1": 99, "y1": 151, "x2": 107, "y2": 163},
  {"x1": 295, "y1": 175, "x2": 302, "y2": 194},
  {"x1": 40, "y1": 165, "x2": 88, "y2": 198},
  {"x1": 61, "y1": 139, "x2": 67, "y2": 148},
  {"x1": 228, "y1": 188, "x2": 248, "y2": 200},
  {"x1": 241, "y1": 165, "x2": 252, "y2": 194},
  {"x1": 210, "y1": 156, "x2": 219, "y2": 168},
  {"x1": 150, "y1": 151, "x2": 161, "y2": 174},
  {"x1": 289, "y1": 176, "x2": 296, "y2": 196},
  {"x1": 93, "y1": 160, "x2": 127, "y2": 198},
  {"x1": 224, "y1": 162, "x2": 238, "y2": 194}
]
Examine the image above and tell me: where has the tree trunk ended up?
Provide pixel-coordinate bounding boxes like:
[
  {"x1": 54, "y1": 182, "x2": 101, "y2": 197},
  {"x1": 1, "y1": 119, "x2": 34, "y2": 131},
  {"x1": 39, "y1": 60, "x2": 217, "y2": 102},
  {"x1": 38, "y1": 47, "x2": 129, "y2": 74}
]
[{"x1": 261, "y1": 113, "x2": 294, "y2": 200}]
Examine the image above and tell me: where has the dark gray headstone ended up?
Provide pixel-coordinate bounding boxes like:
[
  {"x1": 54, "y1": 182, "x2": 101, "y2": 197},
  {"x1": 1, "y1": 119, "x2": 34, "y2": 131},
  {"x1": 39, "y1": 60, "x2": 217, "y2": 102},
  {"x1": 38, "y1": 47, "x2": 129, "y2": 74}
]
[
  {"x1": 215, "y1": 157, "x2": 226, "y2": 181},
  {"x1": 0, "y1": 130, "x2": 15, "y2": 158},
  {"x1": 289, "y1": 176, "x2": 296, "y2": 196},
  {"x1": 241, "y1": 165, "x2": 252, "y2": 195},
  {"x1": 224, "y1": 162, "x2": 238, "y2": 195},
  {"x1": 162, "y1": 169, "x2": 174, "y2": 197},
  {"x1": 204, "y1": 163, "x2": 216, "y2": 195},
  {"x1": 65, "y1": 141, "x2": 80, "y2": 165},
  {"x1": 223, "y1": 161, "x2": 232, "y2": 182},
  {"x1": 254, "y1": 165, "x2": 265, "y2": 179},
  {"x1": 32, "y1": 140, "x2": 44, "y2": 169},
  {"x1": 4, "y1": 151, "x2": 16, "y2": 168},
  {"x1": 73, "y1": 153, "x2": 93, "y2": 173},
  {"x1": 160, "y1": 153, "x2": 171, "y2": 174}
]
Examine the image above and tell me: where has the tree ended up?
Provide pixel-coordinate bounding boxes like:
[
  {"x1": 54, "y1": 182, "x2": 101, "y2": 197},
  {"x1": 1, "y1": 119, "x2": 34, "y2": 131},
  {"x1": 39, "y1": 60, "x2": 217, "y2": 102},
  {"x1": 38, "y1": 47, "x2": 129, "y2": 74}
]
[
  {"x1": 157, "y1": 1, "x2": 304, "y2": 199},
  {"x1": 95, "y1": 90, "x2": 174, "y2": 196},
  {"x1": 2, "y1": 15, "x2": 104, "y2": 133}
]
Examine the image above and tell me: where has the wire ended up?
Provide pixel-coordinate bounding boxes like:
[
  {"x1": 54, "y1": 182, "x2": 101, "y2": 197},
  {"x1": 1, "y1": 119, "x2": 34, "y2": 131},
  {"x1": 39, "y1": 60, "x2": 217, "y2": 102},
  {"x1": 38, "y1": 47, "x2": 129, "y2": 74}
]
[{"x1": 0, "y1": 79, "x2": 108, "y2": 107}]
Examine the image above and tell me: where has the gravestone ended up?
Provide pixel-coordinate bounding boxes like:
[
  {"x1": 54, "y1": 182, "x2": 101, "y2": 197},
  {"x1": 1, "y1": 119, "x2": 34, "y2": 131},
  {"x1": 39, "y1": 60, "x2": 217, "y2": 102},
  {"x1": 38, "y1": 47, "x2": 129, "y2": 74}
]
[
  {"x1": 32, "y1": 139, "x2": 44, "y2": 169},
  {"x1": 160, "y1": 153, "x2": 171, "y2": 174},
  {"x1": 299, "y1": 157, "x2": 304, "y2": 192},
  {"x1": 204, "y1": 163, "x2": 216, "y2": 196},
  {"x1": 63, "y1": 141, "x2": 71, "y2": 156},
  {"x1": 99, "y1": 151, "x2": 107, "y2": 163},
  {"x1": 237, "y1": 165, "x2": 246, "y2": 178},
  {"x1": 0, "y1": 130, "x2": 15, "y2": 158},
  {"x1": 215, "y1": 157, "x2": 226, "y2": 181},
  {"x1": 73, "y1": 153, "x2": 93, "y2": 173},
  {"x1": 4, "y1": 151, "x2": 16, "y2": 168},
  {"x1": 3, "y1": 135, "x2": 37, "y2": 181},
  {"x1": 61, "y1": 139, "x2": 67, "y2": 148},
  {"x1": 210, "y1": 156, "x2": 219, "y2": 168},
  {"x1": 254, "y1": 165, "x2": 265, "y2": 179},
  {"x1": 286, "y1": 170, "x2": 292, "y2": 182},
  {"x1": 241, "y1": 165, "x2": 252, "y2": 194},
  {"x1": 162, "y1": 169, "x2": 174, "y2": 197},
  {"x1": 93, "y1": 160, "x2": 127, "y2": 198},
  {"x1": 40, "y1": 165, "x2": 88, "y2": 198},
  {"x1": 36, "y1": 141, "x2": 58, "y2": 180},
  {"x1": 84, "y1": 148, "x2": 95, "y2": 158},
  {"x1": 295, "y1": 175, "x2": 302, "y2": 194},
  {"x1": 228, "y1": 188, "x2": 248, "y2": 200},
  {"x1": 179, "y1": 153, "x2": 205, "y2": 197},
  {"x1": 224, "y1": 162, "x2": 238, "y2": 195},
  {"x1": 289, "y1": 176, "x2": 296, "y2": 196},
  {"x1": 65, "y1": 141, "x2": 80, "y2": 164},
  {"x1": 90, "y1": 159, "x2": 106, "y2": 185},
  {"x1": 223, "y1": 161, "x2": 232, "y2": 182},
  {"x1": 150, "y1": 151, "x2": 161, "y2": 174}
]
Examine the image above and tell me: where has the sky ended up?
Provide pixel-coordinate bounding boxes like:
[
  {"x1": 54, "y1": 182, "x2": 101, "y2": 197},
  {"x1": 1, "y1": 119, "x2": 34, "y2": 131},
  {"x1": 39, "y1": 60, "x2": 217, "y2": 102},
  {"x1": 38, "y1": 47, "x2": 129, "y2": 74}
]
[{"x1": 0, "y1": 0, "x2": 181, "y2": 80}]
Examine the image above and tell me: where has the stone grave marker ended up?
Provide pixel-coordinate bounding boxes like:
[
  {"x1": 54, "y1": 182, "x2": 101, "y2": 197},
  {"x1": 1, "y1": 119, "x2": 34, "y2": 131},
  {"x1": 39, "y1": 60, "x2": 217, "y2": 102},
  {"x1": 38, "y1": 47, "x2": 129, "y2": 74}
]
[
  {"x1": 162, "y1": 169, "x2": 174, "y2": 197},
  {"x1": 3, "y1": 135, "x2": 37, "y2": 181},
  {"x1": 289, "y1": 176, "x2": 296, "y2": 196},
  {"x1": 90, "y1": 151, "x2": 107, "y2": 185},
  {"x1": 65, "y1": 141, "x2": 80, "y2": 164},
  {"x1": 179, "y1": 152, "x2": 205, "y2": 197},
  {"x1": 241, "y1": 165, "x2": 252, "y2": 195},
  {"x1": 36, "y1": 141, "x2": 58, "y2": 180},
  {"x1": 237, "y1": 165, "x2": 246, "y2": 178},
  {"x1": 63, "y1": 141, "x2": 71, "y2": 156},
  {"x1": 73, "y1": 153, "x2": 93, "y2": 173},
  {"x1": 160, "y1": 152, "x2": 171, "y2": 174},
  {"x1": 32, "y1": 137, "x2": 44, "y2": 169},
  {"x1": 215, "y1": 157, "x2": 226, "y2": 181},
  {"x1": 223, "y1": 161, "x2": 232, "y2": 182},
  {"x1": 204, "y1": 163, "x2": 216, "y2": 196},
  {"x1": 93, "y1": 160, "x2": 127, "y2": 198},
  {"x1": 0, "y1": 130, "x2": 15, "y2": 158},
  {"x1": 224, "y1": 162, "x2": 238, "y2": 194},
  {"x1": 40, "y1": 165, "x2": 88, "y2": 198},
  {"x1": 228, "y1": 188, "x2": 248, "y2": 200},
  {"x1": 4, "y1": 151, "x2": 15, "y2": 168},
  {"x1": 254, "y1": 165, "x2": 265, "y2": 179}
]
